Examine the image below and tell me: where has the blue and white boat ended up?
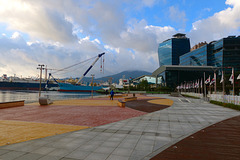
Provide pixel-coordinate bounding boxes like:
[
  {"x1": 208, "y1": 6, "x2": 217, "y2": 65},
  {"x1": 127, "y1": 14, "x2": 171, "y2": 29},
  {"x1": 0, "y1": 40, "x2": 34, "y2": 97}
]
[{"x1": 57, "y1": 83, "x2": 102, "y2": 92}]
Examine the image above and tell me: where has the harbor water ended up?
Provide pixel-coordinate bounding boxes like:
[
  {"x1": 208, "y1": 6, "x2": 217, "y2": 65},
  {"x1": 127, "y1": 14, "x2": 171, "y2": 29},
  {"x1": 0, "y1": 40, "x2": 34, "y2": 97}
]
[{"x1": 0, "y1": 90, "x2": 102, "y2": 104}]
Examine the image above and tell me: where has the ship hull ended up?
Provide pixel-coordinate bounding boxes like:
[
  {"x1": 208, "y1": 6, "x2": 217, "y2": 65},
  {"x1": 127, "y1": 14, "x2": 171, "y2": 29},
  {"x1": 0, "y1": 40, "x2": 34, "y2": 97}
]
[
  {"x1": 58, "y1": 83, "x2": 102, "y2": 92},
  {"x1": 0, "y1": 82, "x2": 58, "y2": 91}
]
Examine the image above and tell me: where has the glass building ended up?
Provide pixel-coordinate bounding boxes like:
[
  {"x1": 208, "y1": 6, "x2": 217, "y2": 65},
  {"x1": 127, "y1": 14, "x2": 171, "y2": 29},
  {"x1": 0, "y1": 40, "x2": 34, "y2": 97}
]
[
  {"x1": 153, "y1": 35, "x2": 240, "y2": 90},
  {"x1": 180, "y1": 45, "x2": 209, "y2": 66},
  {"x1": 180, "y1": 36, "x2": 240, "y2": 70},
  {"x1": 158, "y1": 33, "x2": 190, "y2": 66}
]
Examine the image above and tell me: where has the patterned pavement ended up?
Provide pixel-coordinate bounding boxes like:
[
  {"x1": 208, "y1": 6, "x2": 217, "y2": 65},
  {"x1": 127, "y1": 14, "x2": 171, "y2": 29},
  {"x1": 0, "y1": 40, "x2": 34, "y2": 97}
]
[{"x1": 0, "y1": 94, "x2": 239, "y2": 160}]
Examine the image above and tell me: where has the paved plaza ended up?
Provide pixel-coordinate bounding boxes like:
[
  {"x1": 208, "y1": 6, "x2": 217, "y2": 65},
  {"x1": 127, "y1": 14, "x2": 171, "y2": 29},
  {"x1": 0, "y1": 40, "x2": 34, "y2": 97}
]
[{"x1": 0, "y1": 94, "x2": 239, "y2": 160}]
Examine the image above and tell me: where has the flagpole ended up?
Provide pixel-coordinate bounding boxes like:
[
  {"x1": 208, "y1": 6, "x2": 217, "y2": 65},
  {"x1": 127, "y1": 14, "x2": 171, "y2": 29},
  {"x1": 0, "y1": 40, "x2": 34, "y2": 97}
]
[
  {"x1": 204, "y1": 72, "x2": 206, "y2": 100},
  {"x1": 233, "y1": 67, "x2": 235, "y2": 96},
  {"x1": 222, "y1": 70, "x2": 225, "y2": 103},
  {"x1": 214, "y1": 72, "x2": 216, "y2": 94}
]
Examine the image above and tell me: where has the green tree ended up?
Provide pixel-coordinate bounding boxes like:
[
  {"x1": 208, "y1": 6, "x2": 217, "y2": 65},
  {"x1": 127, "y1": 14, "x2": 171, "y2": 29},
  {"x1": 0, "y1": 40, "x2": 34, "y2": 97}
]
[{"x1": 138, "y1": 80, "x2": 150, "y2": 91}]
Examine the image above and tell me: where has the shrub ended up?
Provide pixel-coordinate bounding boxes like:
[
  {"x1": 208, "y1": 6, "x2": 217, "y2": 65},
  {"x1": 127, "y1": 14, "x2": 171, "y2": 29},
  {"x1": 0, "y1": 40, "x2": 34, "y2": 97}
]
[{"x1": 210, "y1": 100, "x2": 240, "y2": 111}]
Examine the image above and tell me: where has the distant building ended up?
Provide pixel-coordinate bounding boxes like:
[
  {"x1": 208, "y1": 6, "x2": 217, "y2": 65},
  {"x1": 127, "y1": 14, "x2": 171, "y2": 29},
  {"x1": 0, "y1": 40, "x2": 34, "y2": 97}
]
[
  {"x1": 158, "y1": 33, "x2": 190, "y2": 66},
  {"x1": 133, "y1": 75, "x2": 161, "y2": 85},
  {"x1": 190, "y1": 41, "x2": 207, "y2": 51}
]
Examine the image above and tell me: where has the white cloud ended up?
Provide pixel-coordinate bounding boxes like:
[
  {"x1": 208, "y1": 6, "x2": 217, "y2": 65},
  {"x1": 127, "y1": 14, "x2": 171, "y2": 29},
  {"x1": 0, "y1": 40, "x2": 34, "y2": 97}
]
[
  {"x1": 169, "y1": 6, "x2": 187, "y2": 29},
  {"x1": 0, "y1": 0, "x2": 176, "y2": 78},
  {"x1": 142, "y1": 0, "x2": 156, "y2": 7},
  {"x1": 189, "y1": 0, "x2": 240, "y2": 45},
  {"x1": 0, "y1": 0, "x2": 77, "y2": 43},
  {"x1": 1, "y1": 0, "x2": 239, "y2": 80}
]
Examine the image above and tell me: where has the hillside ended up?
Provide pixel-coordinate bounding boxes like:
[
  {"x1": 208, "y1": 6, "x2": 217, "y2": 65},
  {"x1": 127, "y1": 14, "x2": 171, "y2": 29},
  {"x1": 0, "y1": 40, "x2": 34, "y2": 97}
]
[
  {"x1": 96, "y1": 70, "x2": 152, "y2": 83},
  {"x1": 81, "y1": 70, "x2": 152, "y2": 83}
]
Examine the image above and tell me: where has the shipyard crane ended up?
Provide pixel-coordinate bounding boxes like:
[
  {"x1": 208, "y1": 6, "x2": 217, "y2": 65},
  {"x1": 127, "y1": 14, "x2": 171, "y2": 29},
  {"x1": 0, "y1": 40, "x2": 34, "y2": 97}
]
[{"x1": 46, "y1": 52, "x2": 105, "y2": 92}]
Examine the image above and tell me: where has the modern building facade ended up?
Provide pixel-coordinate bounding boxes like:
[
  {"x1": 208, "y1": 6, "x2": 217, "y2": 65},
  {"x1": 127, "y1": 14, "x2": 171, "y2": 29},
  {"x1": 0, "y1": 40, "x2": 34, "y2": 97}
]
[
  {"x1": 153, "y1": 34, "x2": 240, "y2": 90},
  {"x1": 180, "y1": 36, "x2": 240, "y2": 70},
  {"x1": 180, "y1": 44, "x2": 210, "y2": 66},
  {"x1": 158, "y1": 33, "x2": 190, "y2": 67}
]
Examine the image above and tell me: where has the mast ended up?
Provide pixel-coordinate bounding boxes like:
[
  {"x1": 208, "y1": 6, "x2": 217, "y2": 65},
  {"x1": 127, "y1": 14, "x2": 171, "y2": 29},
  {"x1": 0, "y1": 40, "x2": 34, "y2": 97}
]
[{"x1": 76, "y1": 52, "x2": 105, "y2": 84}]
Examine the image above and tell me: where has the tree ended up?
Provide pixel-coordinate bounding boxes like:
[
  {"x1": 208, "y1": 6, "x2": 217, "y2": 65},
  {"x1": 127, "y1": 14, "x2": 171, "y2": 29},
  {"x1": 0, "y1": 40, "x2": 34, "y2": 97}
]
[{"x1": 138, "y1": 80, "x2": 150, "y2": 91}]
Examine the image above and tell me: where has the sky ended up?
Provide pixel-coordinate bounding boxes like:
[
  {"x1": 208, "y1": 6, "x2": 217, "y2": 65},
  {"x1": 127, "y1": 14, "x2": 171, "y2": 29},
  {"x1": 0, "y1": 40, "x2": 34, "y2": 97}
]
[{"x1": 0, "y1": 0, "x2": 240, "y2": 79}]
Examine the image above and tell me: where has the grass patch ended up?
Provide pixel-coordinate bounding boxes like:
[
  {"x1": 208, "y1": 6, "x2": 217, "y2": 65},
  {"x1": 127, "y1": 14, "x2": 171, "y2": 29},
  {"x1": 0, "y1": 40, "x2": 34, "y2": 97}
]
[
  {"x1": 181, "y1": 94, "x2": 200, "y2": 99},
  {"x1": 210, "y1": 100, "x2": 240, "y2": 111}
]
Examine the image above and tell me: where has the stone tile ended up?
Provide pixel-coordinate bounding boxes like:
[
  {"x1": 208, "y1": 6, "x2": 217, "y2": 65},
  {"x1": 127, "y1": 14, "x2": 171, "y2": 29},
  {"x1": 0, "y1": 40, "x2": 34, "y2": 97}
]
[
  {"x1": 48, "y1": 148, "x2": 72, "y2": 157},
  {"x1": 14, "y1": 153, "x2": 43, "y2": 160},
  {"x1": 101, "y1": 141, "x2": 120, "y2": 148},
  {"x1": 116, "y1": 130, "x2": 130, "y2": 134},
  {"x1": 61, "y1": 158, "x2": 78, "y2": 160},
  {"x1": 94, "y1": 146, "x2": 115, "y2": 154},
  {"x1": 129, "y1": 131, "x2": 143, "y2": 135},
  {"x1": 65, "y1": 150, "x2": 91, "y2": 159},
  {"x1": 0, "y1": 149, "x2": 9, "y2": 156},
  {"x1": 106, "y1": 155, "x2": 129, "y2": 160},
  {"x1": 32, "y1": 146, "x2": 55, "y2": 155},
  {"x1": 38, "y1": 155, "x2": 62, "y2": 160},
  {"x1": 135, "y1": 144, "x2": 153, "y2": 151},
  {"x1": 112, "y1": 147, "x2": 133, "y2": 157},
  {"x1": 85, "y1": 152, "x2": 109, "y2": 160},
  {"x1": 0, "y1": 151, "x2": 26, "y2": 160},
  {"x1": 78, "y1": 143, "x2": 100, "y2": 152},
  {"x1": 118, "y1": 142, "x2": 137, "y2": 149}
]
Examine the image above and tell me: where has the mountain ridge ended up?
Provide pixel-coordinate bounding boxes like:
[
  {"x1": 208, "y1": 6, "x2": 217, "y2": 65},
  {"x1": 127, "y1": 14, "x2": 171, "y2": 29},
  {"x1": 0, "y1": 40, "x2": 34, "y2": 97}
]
[{"x1": 81, "y1": 70, "x2": 152, "y2": 83}]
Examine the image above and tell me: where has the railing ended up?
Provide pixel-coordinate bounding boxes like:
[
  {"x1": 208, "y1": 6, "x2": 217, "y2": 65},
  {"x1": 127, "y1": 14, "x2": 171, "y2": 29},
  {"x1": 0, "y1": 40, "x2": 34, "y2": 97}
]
[
  {"x1": 210, "y1": 94, "x2": 240, "y2": 105},
  {"x1": 181, "y1": 92, "x2": 240, "y2": 105},
  {"x1": 181, "y1": 92, "x2": 203, "y2": 98}
]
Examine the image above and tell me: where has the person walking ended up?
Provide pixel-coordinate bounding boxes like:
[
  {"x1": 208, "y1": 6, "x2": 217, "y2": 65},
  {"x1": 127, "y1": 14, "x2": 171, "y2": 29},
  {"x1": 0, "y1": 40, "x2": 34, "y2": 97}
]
[{"x1": 110, "y1": 89, "x2": 114, "y2": 100}]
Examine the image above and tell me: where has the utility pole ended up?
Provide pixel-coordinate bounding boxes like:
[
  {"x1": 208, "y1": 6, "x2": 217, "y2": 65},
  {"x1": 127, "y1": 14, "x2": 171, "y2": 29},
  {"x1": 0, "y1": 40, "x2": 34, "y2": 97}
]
[
  {"x1": 45, "y1": 65, "x2": 47, "y2": 81},
  {"x1": 37, "y1": 64, "x2": 45, "y2": 97},
  {"x1": 91, "y1": 74, "x2": 94, "y2": 99}
]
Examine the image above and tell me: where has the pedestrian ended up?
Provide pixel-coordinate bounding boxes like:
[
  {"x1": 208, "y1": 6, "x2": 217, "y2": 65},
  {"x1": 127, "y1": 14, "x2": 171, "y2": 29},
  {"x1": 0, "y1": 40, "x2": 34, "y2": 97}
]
[
  {"x1": 105, "y1": 89, "x2": 108, "y2": 95},
  {"x1": 110, "y1": 89, "x2": 114, "y2": 100}
]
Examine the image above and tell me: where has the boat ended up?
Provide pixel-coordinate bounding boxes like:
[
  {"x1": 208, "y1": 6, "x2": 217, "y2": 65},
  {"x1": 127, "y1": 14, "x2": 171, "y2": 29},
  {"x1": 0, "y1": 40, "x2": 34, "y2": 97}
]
[
  {"x1": 0, "y1": 74, "x2": 58, "y2": 91},
  {"x1": 46, "y1": 52, "x2": 105, "y2": 92},
  {"x1": 57, "y1": 83, "x2": 102, "y2": 92}
]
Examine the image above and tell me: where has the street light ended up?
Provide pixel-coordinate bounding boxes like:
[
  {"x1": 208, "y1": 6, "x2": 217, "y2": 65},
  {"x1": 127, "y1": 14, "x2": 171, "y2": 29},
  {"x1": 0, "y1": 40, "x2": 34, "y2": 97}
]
[
  {"x1": 91, "y1": 74, "x2": 95, "y2": 98},
  {"x1": 37, "y1": 64, "x2": 45, "y2": 97}
]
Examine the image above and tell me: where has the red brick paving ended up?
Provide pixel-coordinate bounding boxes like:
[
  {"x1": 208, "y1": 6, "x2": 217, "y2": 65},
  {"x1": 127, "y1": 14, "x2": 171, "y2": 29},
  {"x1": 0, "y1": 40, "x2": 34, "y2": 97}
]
[
  {"x1": 151, "y1": 115, "x2": 240, "y2": 160},
  {"x1": 0, "y1": 105, "x2": 146, "y2": 127},
  {"x1": 126, "y1": 98, "x2": 170, "y2": 113}
]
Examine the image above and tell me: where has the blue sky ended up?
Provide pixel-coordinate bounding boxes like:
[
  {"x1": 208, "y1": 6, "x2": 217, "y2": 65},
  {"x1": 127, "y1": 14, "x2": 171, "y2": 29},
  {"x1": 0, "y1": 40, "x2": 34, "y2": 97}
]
[{"x1": 0, "y1": 0, "x2": 239, "y2": 79}]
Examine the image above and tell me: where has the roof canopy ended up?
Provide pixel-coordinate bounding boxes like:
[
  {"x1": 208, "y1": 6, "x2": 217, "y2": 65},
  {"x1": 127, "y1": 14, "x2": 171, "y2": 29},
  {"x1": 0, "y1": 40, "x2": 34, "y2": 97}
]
[{"x1": 152, "y1": 65, "x2": 219, "y2": 76}]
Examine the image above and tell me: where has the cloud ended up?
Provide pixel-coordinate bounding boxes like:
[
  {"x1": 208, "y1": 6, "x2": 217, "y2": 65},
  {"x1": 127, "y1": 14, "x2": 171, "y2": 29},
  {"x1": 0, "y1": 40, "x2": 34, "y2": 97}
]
[
  {"x1": 141, "y1": 0, "x2": 157, "y2": 7},
  {"x1": 169, "y1": 6, "x2": 187, "y2": 29},
  {"x1": 1, "y1": 0, "x2": 239, "y2": 80},
  {"x1": 0, "y1": 0, "x2": 78, "y2": 44},
  {"x1": 189, "y1": 0, "x2": 240, "y2": 45},
  {"x1": 0, "y1": 0, "x2": 176, "y2": 78},
  {"x1": 119, "y1": 19, "x2": 175, "y2": 53},
  {"x1": 0, "y1": 32, "x2": 103, "y2": 78}
]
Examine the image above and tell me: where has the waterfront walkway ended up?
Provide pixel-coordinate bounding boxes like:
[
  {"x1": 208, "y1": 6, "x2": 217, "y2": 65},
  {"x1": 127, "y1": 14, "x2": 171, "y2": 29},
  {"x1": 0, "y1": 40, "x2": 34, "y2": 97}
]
[{"x1": 0, "y1": 94, "x2": 240, "y2": 160}]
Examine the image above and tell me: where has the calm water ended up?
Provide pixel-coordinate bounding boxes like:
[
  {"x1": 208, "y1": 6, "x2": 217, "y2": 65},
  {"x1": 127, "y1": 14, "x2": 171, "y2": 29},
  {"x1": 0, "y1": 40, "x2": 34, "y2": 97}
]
[{"x1": 0, "y1": 90, "x2": 102, "y2": 104}]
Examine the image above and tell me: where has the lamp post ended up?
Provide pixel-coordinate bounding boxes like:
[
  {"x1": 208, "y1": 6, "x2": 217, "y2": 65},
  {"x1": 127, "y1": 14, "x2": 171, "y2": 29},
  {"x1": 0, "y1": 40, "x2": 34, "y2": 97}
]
[
  {"x1": 37, "y1": 64, "x2": 45, "y2": 97},
  {"x1": 91, "y1": 74, "x2": 94, "y2": 99}
]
